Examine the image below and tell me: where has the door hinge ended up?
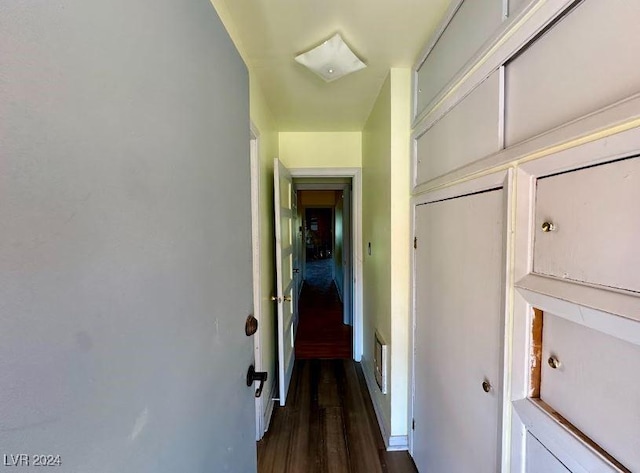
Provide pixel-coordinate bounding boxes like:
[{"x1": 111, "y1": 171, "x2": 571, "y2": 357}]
[
  {"x1": 412, "y1": 418, "x2": 415, "y2": 430},
  {"x1": 413, "y1": 237, "x2": 417, "y2": 249}
]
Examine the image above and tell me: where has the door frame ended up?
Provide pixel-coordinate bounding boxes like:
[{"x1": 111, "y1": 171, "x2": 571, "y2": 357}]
[
  {"x1": 249, "y1": 123, "x2": 267, "y2": 440},
  {"x1": 289, "y1": 167, "x2": 363, "y2": 361}
]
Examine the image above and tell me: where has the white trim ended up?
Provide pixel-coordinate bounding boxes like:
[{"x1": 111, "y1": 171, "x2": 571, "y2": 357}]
[
  {"x1": 412, "y1": 95, "x2": 640, "y2": 195},
  {"x1": 412, "y1": 168, "x2": 508, "y2": 206},
  {"x1": 361, "y1": 357, "x2": 408, "y2": 451},
  {"x1": 513, "y1": 399, "x2": 623, "y2": 473},
  {"x1": 508, "y1": 168, "x2": 536, "y2": 473},
  {"x1": 498, "y1": 65, "x2": 506, "y2": 150},
  {"x1": 499, "y1": 170, "x2": 515, "y2": 473},
  {"x1": 262, "y1": 380, "x2": 278, "y2": 434},
  {"x1": 388, "y1": 435, "x2": 409, "y2": 452},
  {"x1": 288, "y1": 167, "x2": 364, "y2": 361},
  {"x1": 249, "y1": 123, "x2": 264, "y2": 441},
  {"x1": 516, "y1": 282, "x2": 640, "y2": 347},
  {"x1": 408, "y1": 195, "x2": 417, "y2": 456}
]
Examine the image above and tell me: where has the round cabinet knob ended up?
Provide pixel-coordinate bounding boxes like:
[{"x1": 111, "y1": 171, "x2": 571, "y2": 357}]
[
  {"x1": 541, "y1": 221, "x2": 556, "y2": 232},
  {"x1": 482, "y1": 380, "x2": 492, "y2": 393},
  {"x1": 548, "y1": 356, "x2": 561, "y2": 369}
]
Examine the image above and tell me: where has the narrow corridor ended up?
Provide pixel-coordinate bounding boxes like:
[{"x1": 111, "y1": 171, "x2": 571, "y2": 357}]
[
  {"x1": 257, "y1": 360, "x2": 418, "y2": 473},
  {"x1": 295, "y1": 259, "x2": 352, "y2": 359}
]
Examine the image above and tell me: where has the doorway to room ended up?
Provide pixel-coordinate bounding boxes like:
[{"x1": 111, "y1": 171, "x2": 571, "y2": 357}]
[{"x1": 294, "y1": 184, "x2": 353, "y2": 360}]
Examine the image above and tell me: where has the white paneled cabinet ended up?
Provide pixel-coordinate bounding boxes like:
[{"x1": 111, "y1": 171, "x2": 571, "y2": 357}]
[
  {"x1": 413, "y1": 187, "x2": 505, "y2": 473},
  {"x1": 410, "y1": 0, "x2": 640, "y2": 471},
  {"x1": 534, "y1": 156, "x2": 640, "y2": 295},
  {"x1": 505, "y1": 0, "x2": 640, "y2": 145},
  {"x1": 415, "y1": 0, "x2": 503, "y2": 118},
  {"x1": 415, "y1": 70, "x2": 502, "y2": 185}
]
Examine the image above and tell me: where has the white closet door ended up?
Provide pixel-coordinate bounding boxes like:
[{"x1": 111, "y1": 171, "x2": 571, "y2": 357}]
[{"x1": 413, "y1": 188, "x2": 505, "y2": 473}]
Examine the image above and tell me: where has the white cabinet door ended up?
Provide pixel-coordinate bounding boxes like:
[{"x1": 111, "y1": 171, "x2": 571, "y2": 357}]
[
  {"x1": 526, "y1": 433, "x2": 571, "y2": 473},
  {"x1": 505, "y1": 0, "x2": 640, "y2": 145},
  {"x1": 415, "y1": 70, "x2": 502, "y2": 185},
  {"x1": 534, "y1": 156, "x2": 640, "y2": 294},
  {"x1": 541, "y1": 313, "x2": 640, "y2": 470},
  {"x1": 415, "y1": 0, "x2": 503, "y2": 117},
  {"x1": 413, "y1": 188, "x2": 505, "y2": 473}
]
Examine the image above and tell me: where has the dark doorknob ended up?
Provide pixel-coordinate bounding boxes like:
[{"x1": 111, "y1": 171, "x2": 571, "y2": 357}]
[
  {"x1": 245, "y1": 315, "x2": 258, "y2": 336},
  {"x1": 246, "y1": 365, "x2": 268, "y2": 398}
]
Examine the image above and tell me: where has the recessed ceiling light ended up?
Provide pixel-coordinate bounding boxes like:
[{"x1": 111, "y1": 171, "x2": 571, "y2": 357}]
[{"x1": 294, "y1": 33, "x2": 366, "y2": 83}]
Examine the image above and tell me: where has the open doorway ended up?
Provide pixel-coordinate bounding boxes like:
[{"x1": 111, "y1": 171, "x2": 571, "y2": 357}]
[{"x1": 294, "y1": 189, "x2": 352, "y2": 359}]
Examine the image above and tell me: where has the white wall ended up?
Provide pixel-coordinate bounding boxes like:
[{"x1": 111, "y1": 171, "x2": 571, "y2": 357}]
[
  {"x1": 0, "y1": 1, "x2": 256, "y2": 471},
  {"x1": 361, "y1": 68, "x2": 412, "y2": 449},
  {"x1": 279, "y1": 132, "x2": 362, "y2": 168}
]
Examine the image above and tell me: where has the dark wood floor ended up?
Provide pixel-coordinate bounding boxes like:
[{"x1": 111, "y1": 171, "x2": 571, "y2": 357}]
[
  {"x1": 257, "y1": 359, "x2": 418, "y2": 473},
  {"x1": 295, "y1": 279, "x2": 352, "y2": 359}
]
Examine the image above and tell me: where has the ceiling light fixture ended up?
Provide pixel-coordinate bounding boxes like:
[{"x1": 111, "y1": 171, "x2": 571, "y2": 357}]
[{"x1": 294, "y1": 33, "x2": 366, "y2": 83}]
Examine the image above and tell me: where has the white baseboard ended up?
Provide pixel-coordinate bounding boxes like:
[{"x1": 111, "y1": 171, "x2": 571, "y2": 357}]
[
  {"x1": 387, "y1": 434, "x2": 409, "y2": 451},
  {"x1": 263, "y1": 383, "x2": 276, "y2": 434},
  {"x1": 361, "y1": 357, "x2": 409, "y2": 451}
]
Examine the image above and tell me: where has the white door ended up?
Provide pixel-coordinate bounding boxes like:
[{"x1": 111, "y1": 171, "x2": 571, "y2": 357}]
[
  {"x1": 413, "y1": 189, "x2": 504, "y2": 473},
  {"x1": 274, "y1": 158, "x2": 297, "y2": 406}
]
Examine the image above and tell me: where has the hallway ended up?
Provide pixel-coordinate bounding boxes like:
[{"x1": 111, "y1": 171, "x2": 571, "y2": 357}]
[
  {"x1": 295, "y1": 259, "x2": 352, "y2": 359},
  {"x1": 257, "y1": 360, "x2": 418, "y2": 473}
]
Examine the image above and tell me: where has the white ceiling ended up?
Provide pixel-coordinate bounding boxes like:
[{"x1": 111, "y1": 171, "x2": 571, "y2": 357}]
[{"x1": 212, "y1": 0, "x2": 452, "y2": 131}]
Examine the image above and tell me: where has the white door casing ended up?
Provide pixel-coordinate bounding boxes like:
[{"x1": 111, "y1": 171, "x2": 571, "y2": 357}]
[
  {"x1": 288, "y1": 168, "x2": 363, "y2": 361},
  {"x1": 274, "y1": 158, "x2": 297, "y2": 406}
]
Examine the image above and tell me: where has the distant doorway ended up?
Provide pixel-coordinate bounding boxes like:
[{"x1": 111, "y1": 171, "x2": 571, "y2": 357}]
[{"x1": 294, "y1": 189, "x2": 352, "y2": 359}]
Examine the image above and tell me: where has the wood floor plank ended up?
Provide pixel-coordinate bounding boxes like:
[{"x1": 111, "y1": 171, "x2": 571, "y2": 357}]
[
  {"x1": 318, "y1": 360, "x2": 341, "y2": 408},
  {"x1": 257, "y1": 359, "x2": 417, "y2": 473},
  {"x1": 338, "y1": 360, "x2": 384, "y2": 473},
  {"x1": 323, "y1": 407, "x2": 350, "y2": 473},
  {"x1": 285, "y1": 360, "x2": 314, "y2": 473}
]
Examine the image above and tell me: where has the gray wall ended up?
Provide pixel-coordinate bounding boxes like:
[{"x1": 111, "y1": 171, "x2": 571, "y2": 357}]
[{"x1": 0, "y1": 1, "x2": 255, "y2": 471}]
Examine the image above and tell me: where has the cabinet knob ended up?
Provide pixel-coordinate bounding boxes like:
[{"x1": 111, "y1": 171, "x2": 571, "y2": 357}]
[
  {"x1": 548, "y1": 356, "x2": 561, "y2": 369},
  {"x1": 541, "y1": 221, "x2": 556, "y2": 232},
  {"x1": 482, "y1": 380, "x2": 492, "y2": 393}
]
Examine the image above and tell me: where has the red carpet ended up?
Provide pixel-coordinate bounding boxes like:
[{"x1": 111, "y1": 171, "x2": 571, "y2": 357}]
[{"x1": 295, "y1": 262, "x2": 352, "y2": 359}]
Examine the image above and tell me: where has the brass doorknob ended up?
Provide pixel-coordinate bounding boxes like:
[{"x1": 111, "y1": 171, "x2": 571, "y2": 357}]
[
  {"x1": 548, "y1": 356, "x2": 561, "y2": 369},
  {"x1": 482, "y1": 380, "x2": 491, "y2": 393},
  {"x1": 541, "y1": 221, "x2": 556, "y2": 232},
  {"x1": 270, "y1": 296, "x2": 281, "y2": 303}
]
